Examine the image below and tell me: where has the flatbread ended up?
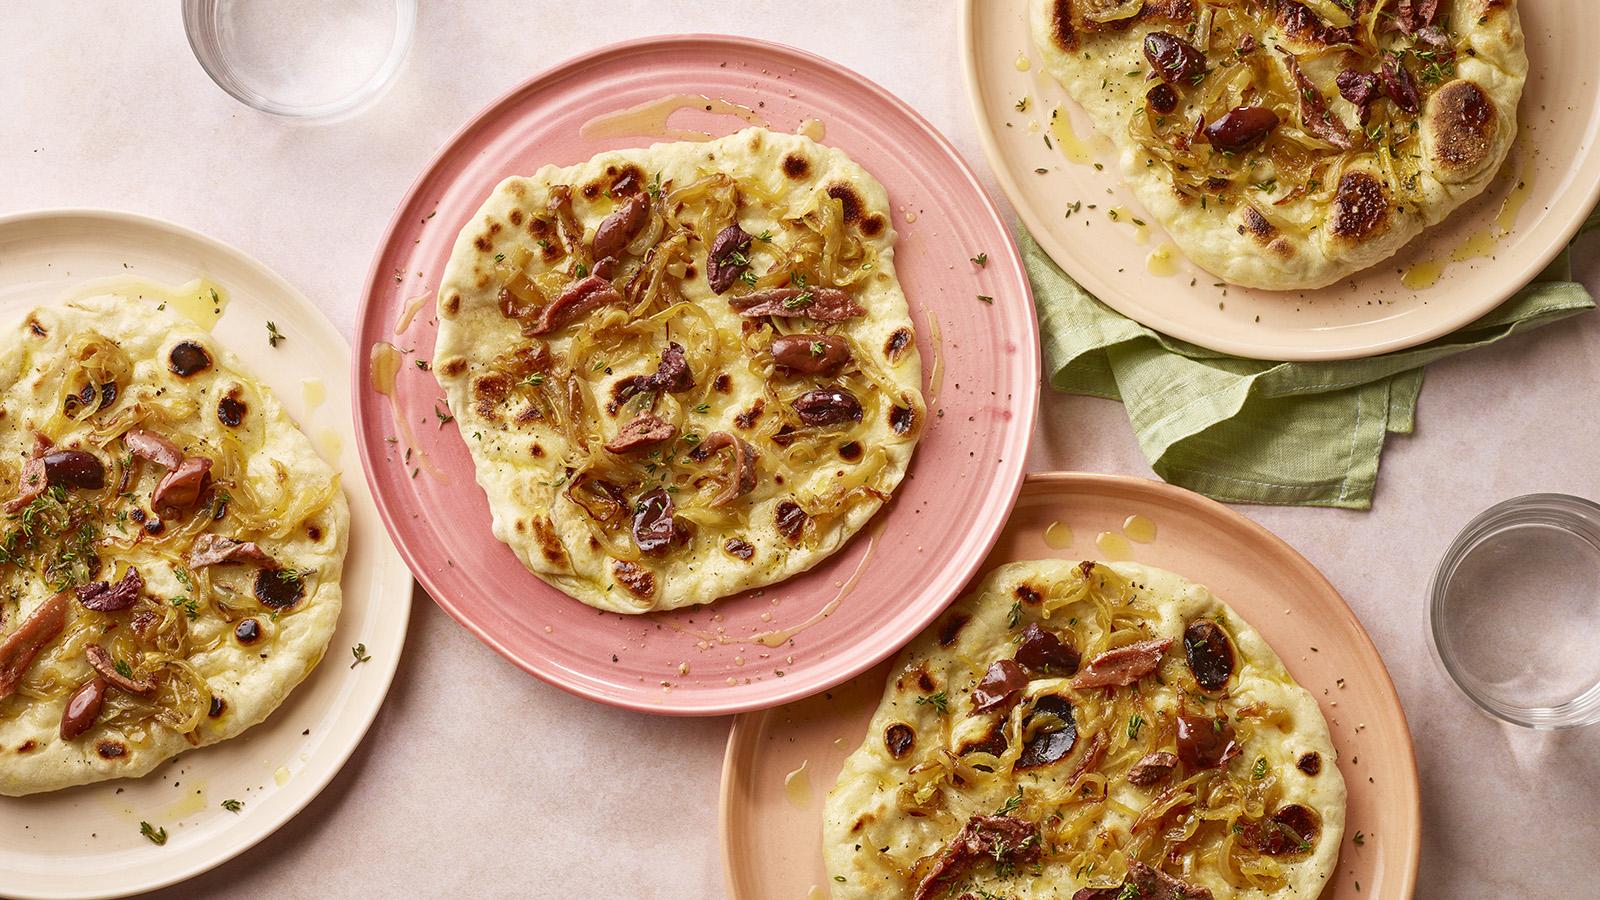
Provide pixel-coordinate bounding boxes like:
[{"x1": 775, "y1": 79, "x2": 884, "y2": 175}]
[
  {"x1": 435, "y1": 127, "x2": 923, "y2": 614},
  {"x1": 1030, "y1": 0, "x2": 1526, "y2": 289},
  {"x1": 825, "y1": 559, "x2": 1346, "y2": 899},
  {"x1": 0, "y1": 295, "x2": 346, "y2": 796}
]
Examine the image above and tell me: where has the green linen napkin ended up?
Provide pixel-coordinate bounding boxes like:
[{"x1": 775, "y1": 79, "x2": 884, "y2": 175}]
[{"x1": 1024, "y1": 212, "x2": 1599, "y2": 509}]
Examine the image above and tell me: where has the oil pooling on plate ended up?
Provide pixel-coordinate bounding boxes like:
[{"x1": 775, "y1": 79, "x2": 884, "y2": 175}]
[
  {"x1": 1146, "y1": 244, "x2": 1179, "y2": 277},
  {"x1": 1400, "y1": 164, "x2": 1533, "y2": 289},
  {"x1": 1452, "y1": 167, "x2": 1533, "y2": 263},
  {"x1": 578, "y1": 94, "x2": 768, "y2": 141},
  {"x1": 369, "y1": 341, "x2": 440, "y2": 477},
  {"x1": 1049, "y1": 106, "x2": 1093, "y2": 165},
  {"x1": 302, "y1": 377, "x2": 326, "y2": 412},
  {"x1": 316, "y1": 427, "x2": 343, "y2": 463},
  {"x1": 749, "y1": 521, "x2": 883, "y2": 648},
  {"x1": 1400, "y1": 259, "x2": 1444, "y2": 290},
  {"x1": 783, "y1": 759, "x2": 811, "y2": 809},
  {"x1": 369, "y1": 342, "x2": 403, "y2": 399},
  {"x1": 1108, "y1": 206, "x2": 1149, "y2": 243},
  {"x1": 393, "y1": 291, "x2": 433, "y2": 335},
  {"x1": 922, "y1": 311, "x2": 945, "y2": 409},
  {"x1": 1095, "y1": 531, "x2": 1132, "y2": 560},
  {"x1": 71, "y1": 276, "x2": 229, "y2": 330},
  {"x1": 1123, "y1": 514, "x2": 1157, "y2": 543},
  {"x1": 1044, "y1": 520, "x2": 1073, "y2": 549}
]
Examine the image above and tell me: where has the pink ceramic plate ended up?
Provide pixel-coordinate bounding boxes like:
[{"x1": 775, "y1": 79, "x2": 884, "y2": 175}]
[
  {"x1": 352, "y1": 35, "x2": 1039, "y2": 715},
  {"x1": 721, "y1": 473, "x2": 1420, "y2": 899},
  {"x1": 963, "y1": 0, "x2": 1600, "y2": 361}
]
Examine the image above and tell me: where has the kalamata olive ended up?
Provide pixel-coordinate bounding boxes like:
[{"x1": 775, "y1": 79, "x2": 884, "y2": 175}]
[
  {"x1": 1176, "y1": 713, "x2": 1240, "y2": 771},
  {"x1": 884, "y1": 723, "x2": 915, "y2": 759},
  {"x1": 99, "y1": 381, "x2": 117, "y2": 410},
  {"x1": 75, "y1": 566, "x2": 143, "y2": 612},
  {"x1": 1338, "y1": 69, "x2": 1382, "y2": 119},
  {"x1": 42, "y1": 450, "x2": 105, "y2": 490},
  {"x1": 59, "y1": 676, "x2": 107, "y2": 740},
  {"x1": 1380, "y1": 52, "x2": 1420, "y2": 114},
  {"x1": 1204, "y1": 106, "x2": 1280, "y2": 153},
  {"x1": 255, "y1": 567, "x2": 304, "y2": 609},
  {"x1": 971, "y1": 659, "x2": 1028, "y2": 713},
  {"x1": 603, "y1": 413, "x2": 676, "y2": 454},
  {"x1": 1014, "y1": 623, "x2": 1081, "y2": 675},
  {"x1": 1183, "y1": 619, "x2": 1235, "y2": 691},
  {"x1": 208, "y1": 695, "x2": 226, "y2": 718},
  {"x1": 591, "y1": 193, "x2": 650, "y2": 260},
  {"x1": 1395, "y1": 0, "x2": 1441, "y2": 34},
  {"x1": 169, "y1": 341, "x2": 212, "y2": 377},
  {"x1": 1146, "y1": 83, "x2": 1179, "y2": 115},
  {"x1": 631, "y1": 487, "x2": 683, "y2": 556},
  {"x1": 775, "y1": 500, "x2": 808, "y2": 543},
  {"x1": 706, "y1": 223, "x2": 753, "y2": 295},
  {"x1": 1250, "y1": 804, "x2": 1320, "y2": 856},
  {"x1": 152, "y1": 456, "x2": 212, "y2": 516},
  {"x1": 1127, "y1": 751, "x2": 1179, "y2": 786},
  {"x1": 1016, "y1": 695, "x2": 1077, "y2": 769},
  {"x1": 1144, "y1": 32, "x2": 1207, "y2": 85},
  {"x1": 771, "y1": 334, "x2": 852, "y2": 377},
  {"x1": 792, "y1": 388, "x2": 863, "y2": 426},
  {"x1": 1016, "y1": 729, "x2": 1076, "y2": 770},
  {"x1": 217, "y1": 396, "x2": 247, "y2": 427},
  {"x1": 235, "y1": 618, "x2": 262, "y2": 644}
]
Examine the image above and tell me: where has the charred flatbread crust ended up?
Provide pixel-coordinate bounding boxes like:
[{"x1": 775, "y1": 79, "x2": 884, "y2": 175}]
[
  {"x1": 1030, "y1": 0, "x2": 1527, "y2": 289},
  {"x1": 436, "y1": 128, "x2": 923, "y2": 614},
  {"x1": 825, "y1": 560, "x2": 1346, "y2": 899},
  {"x1": 0, "y1": 296, "x2": 346, "y2": 795}
]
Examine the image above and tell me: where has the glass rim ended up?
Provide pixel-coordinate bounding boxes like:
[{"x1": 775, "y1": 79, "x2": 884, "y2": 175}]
[
  {"x1": 181, "y1": 0, "x2": 417, "y2": 120},
  {"x1": 1427, "y1": 492, "x2": 1600, "y2": 730}
]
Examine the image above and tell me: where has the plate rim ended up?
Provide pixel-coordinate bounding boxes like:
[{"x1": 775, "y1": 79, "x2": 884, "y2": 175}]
[
  {"x1": 718, "y1": 470, "x2": 1422, "y2": 898},
  {"x1": 958, "y1": 0, "x2": 1600, "y2": 362},
  {"x1": 350, "y1": 32, "x2": 1042, "y2": 716},
  {"x1": 0, "y1": 206, "x2": 411, "y2": 900}
]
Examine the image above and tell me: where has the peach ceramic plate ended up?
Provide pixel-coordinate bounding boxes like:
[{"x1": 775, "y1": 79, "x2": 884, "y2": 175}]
[
  {"x1": 721, "y1": 472, "x2": 1419, "y2": 899},
  {"x1": 962, "y1": 1, "x2": 1600, "y2": 361},
  {"x1": 0, "y1": 210, "x2": 411, "y2": 900},
  {"x1": 352, "y1": 35, "x2": 1039, "y2": 715}
]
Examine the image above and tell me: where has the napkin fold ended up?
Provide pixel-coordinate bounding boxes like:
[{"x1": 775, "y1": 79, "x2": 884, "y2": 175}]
[{"x1": 1024, "y1": 212, "x2": 1599, "y2": 509}]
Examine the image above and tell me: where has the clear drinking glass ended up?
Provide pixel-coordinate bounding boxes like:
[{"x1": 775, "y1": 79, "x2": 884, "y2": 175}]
[
  {"x1": 1429, "y1": 493, "x2": 1600, "y2": 729},
  {"x1": 183, "y1": 0, "x2": 416, "y2": 120}
]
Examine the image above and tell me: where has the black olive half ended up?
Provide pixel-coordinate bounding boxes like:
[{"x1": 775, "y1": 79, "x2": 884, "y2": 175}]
[{"x1": 169, "y1": 341, "x2": 213, "y2": 377}]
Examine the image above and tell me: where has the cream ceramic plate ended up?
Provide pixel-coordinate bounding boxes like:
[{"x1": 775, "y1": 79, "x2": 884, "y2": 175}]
[
  {"x1": 721, "y1": 473, "x2": 1419, "y2": 898},
  {"x1": 0, "y1": 210, "x2": 411, "y2": 900},
  {"x1": 963, "y1": 1, "x2": 1600, "y2": 361}
]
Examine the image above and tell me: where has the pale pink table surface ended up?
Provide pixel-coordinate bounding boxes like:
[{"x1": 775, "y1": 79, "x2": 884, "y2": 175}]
[{"x1": 3, "y1": 3, "x2": 1597, "y2": 898}]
